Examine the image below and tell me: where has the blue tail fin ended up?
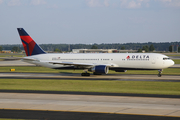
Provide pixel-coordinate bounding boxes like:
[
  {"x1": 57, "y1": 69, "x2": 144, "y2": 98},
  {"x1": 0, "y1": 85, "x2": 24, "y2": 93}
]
[{"x1": 17, "y1": 28, "x2": 46, "y2": 56}]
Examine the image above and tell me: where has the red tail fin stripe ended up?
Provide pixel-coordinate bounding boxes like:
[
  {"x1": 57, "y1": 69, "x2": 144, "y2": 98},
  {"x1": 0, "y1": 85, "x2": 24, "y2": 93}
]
[
  {"x1": 22, "y1": 42, "x2": 28, "y2": 56},
  {"x1": 17, "y1": 28, "x2": 46, "y2": 56},
  {"x1": 20, "y1": 36, "x2": 36, "y2": 56},
  {"x1": 28, "y1": 41, "x2": 36, "y2": 56},
  {"x1": 20, "y1": 36, "x2": 33, "y2": 43}
]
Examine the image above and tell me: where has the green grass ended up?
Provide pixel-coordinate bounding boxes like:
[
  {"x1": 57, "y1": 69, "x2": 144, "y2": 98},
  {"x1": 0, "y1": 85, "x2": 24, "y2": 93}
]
[
  {"x1": 167, "y1": 54, "x2": 180, "y2": 56},
  {"x1": 173, "y1": 59, "x2": 180, "y2": 64},
  {"x1": 0, "y1": 66, "x2": 179, "y2": 75},
  {"x1": 0, "y1": 66, "x2": 60, "y2": 73},
  {"x1": 0, "y1": 55, "x2": 25, "y2": 57},
  {"x1": 0, "y1": 79, "x2": 180, "y2": 95},
  {"x1": 0, "y1": 53, "x2": 25, "y2": 57},
  {"x1": 0, "y1": 66, "x2": 179, "y2": 96}
]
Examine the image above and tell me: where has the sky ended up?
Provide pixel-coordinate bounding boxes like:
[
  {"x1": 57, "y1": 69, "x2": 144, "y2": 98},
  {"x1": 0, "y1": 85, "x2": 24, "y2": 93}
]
[{"x1": 0, "y1": 0, "x2": 180, "y2": 44}]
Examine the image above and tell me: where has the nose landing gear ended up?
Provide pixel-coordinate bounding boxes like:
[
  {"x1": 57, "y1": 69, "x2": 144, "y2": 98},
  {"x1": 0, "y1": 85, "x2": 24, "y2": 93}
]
[{"x1": 158, "y1": 69, "x2": 163, "y2": 77}]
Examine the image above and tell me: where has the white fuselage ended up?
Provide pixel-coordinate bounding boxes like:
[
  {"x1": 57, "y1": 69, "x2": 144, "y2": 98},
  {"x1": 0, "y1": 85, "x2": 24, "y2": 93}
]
[{"x1": 22, "y1": 53, "x2": 174, "y2": 70}]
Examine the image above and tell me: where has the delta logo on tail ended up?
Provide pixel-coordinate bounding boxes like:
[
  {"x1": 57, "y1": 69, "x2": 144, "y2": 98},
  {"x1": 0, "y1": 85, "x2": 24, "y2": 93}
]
[{"x1": 17, "y1": 28, "x2": 46, "y2": 56}]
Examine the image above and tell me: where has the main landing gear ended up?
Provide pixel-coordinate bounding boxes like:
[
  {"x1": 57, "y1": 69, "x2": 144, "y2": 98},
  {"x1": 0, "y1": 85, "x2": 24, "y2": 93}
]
[
  {"x1": 158, "y1": 69, "x2": 163, "y2": 77},
  {"x1": 81, "y1": 69, "x2": 90, "y2": 76},
  {"x1": 81, "y1": 72, "x2": 102, "y2": 76},
  {"x1": 93, "y1": 72, "x2": 102, "y2": 75},
  {"x1": 81, "y1": 72, "x2": 90, "y2": 76}
]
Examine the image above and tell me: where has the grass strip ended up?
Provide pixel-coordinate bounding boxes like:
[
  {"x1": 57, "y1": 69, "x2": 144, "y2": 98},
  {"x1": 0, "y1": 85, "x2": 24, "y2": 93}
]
[
  {"x1": 167, "y1": 54, "x2": 180, "y2": 56},
  {"x1": 0, "y1": 53, "x2": 25, "y2": 57},
  {"x1": 173, "y1": 59, "x2": 180, "y2": 64},
  {"x1": 0, "y1": 79, "x2": 180, "y2": 95},
  {"x1": 0, "y1": 66, "x2": 60, "y2": 73}
]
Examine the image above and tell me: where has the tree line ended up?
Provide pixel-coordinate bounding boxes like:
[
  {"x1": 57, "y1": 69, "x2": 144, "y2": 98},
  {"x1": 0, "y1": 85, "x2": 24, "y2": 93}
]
[{"x1": 0, "y1": 42, "x2": 180, "y2": 53}]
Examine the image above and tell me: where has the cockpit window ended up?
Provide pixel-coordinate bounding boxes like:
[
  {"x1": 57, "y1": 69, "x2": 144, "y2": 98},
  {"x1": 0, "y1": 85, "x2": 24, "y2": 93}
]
[{"x1": 163, "y1": 58, "x2": 171, "y2": 60}]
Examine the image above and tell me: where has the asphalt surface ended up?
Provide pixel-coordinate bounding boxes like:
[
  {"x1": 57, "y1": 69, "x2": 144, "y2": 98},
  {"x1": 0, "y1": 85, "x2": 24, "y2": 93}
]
[
  {"x1": 1, "y1": 109, "x2": 179, "y2": 120},
  {"x1": 0, "y1": 93, "x2": 180, "y2": 119},
  {"x1": 0, "y1": 72, "x2": 180, "y2": 82},
  {"x1": 1, "y1": 90, "x2": 180, "y2": 98}
]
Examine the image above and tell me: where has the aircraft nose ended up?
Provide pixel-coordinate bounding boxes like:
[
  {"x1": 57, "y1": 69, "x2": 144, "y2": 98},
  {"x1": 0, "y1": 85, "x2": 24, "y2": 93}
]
[{"x1": 170, "y1": 60, "x2": 175, "y2": 66}]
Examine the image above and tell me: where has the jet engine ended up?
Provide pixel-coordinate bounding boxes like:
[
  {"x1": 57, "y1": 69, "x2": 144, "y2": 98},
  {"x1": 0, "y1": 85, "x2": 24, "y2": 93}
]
[{"x1": 89, "y1": 65, "x2": 109, "y2": 74}]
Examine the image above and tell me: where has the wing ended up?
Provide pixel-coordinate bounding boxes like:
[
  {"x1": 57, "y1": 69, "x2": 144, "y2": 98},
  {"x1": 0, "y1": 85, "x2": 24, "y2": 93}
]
[
  {"x1": 21, "y1": 57, "x2": 116, "y2": 68},
  {"x1": 44, "y1": 61, "x2": 115, "y2": 68}
]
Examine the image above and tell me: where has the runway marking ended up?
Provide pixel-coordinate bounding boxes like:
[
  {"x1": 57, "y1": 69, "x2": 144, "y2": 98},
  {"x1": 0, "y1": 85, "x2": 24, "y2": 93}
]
[
  {"x1": 114, "y1": 108, "x2": 131, "y2": 113},
  {"x1": 1, "y1": 108, "x2": 180, "y2": 118},
  {"x1": 165, "y1": 110, "x2": 180, "y2": 116}
]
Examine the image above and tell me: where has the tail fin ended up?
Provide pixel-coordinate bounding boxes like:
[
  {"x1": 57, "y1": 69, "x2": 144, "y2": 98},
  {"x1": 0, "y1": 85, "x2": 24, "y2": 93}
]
[{"x1": 17, "y1": 28, "x2": 46, "y2": 56}]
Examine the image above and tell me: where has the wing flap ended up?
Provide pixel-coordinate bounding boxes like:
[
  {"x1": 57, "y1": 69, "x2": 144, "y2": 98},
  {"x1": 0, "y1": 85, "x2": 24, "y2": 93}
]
[{"x1": 49, "y1": 61, "x2": 94, "y2": 66}]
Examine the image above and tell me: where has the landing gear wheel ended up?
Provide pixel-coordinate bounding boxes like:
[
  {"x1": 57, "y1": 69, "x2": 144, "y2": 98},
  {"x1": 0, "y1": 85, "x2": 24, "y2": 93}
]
[
  {"x1": 158, "y1": 69, "x2": 162, "y2": 77},
  {"x1": 81, "y1": 72, "x2": 90, "y2": 76},
  {"x1": 93, "y1": 72, "x2": 102, "y2": 75},
  {"x1": 158, "y1": 74, "x2": 162, "y2": 77}
]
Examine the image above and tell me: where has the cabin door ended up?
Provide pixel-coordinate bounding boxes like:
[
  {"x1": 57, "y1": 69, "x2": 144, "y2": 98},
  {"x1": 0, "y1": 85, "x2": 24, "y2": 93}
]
[{"x1": 152, "y1": 58, "x2": 156, "y2": 64}]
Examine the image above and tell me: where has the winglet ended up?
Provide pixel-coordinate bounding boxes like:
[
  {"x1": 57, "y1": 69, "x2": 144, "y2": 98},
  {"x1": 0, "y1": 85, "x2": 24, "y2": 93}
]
[{"x1": 17, "y1": 28, "x2": 46, "y2": 56}]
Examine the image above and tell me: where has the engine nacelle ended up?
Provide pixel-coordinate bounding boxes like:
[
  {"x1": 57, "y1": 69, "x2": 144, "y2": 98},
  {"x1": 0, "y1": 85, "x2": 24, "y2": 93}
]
[{"x1": 89, "y1": 65, "x2": 109, "y2": 74}]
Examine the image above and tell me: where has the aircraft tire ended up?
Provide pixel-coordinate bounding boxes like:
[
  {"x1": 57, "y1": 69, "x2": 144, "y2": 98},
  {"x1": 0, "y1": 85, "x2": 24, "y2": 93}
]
[
  {"x1": 93, "y1": 72, "x2": 102, "y2": 75},
  {"x1": 81, "y1": 73, "x2": 90, "y2": 76},
  {"x1": 158, "y1": 74, "x2": 162, "y2": 77}
]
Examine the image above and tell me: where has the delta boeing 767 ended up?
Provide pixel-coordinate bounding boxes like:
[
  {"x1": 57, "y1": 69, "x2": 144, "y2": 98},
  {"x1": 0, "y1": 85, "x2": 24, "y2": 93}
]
[{"x1": 17, "y1": 28, "x2": 174, "y2": 77}]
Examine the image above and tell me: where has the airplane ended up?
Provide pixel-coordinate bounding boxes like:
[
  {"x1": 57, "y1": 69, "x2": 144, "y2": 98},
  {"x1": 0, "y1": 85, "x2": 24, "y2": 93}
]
[{"x1": 17, "y1": 28, "x2": 174, "y2": 77}]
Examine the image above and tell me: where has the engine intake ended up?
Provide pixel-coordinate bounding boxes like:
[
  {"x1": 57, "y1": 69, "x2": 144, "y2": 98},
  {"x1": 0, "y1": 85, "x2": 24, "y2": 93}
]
[{"x1": 89, "y1": 65, "x2": 109, "y2": 74}]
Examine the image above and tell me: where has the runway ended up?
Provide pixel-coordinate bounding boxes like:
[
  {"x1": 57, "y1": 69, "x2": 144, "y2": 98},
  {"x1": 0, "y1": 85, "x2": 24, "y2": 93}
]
[
  {"x1": 0, "y1": 93, "x2": 180, "y2": 119},
  {"x1": 2, "y1": 109, "x2": 179, "y2": 120},
  {"x1": 0, "y1": 59, "x2": 180, "y2": 119},
  {"x1": 0, "y1": 72, "x2": 180, "y2": 82},
  {"x1": 0, "y1": 74, "x2": 180, "y2": 119}
]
